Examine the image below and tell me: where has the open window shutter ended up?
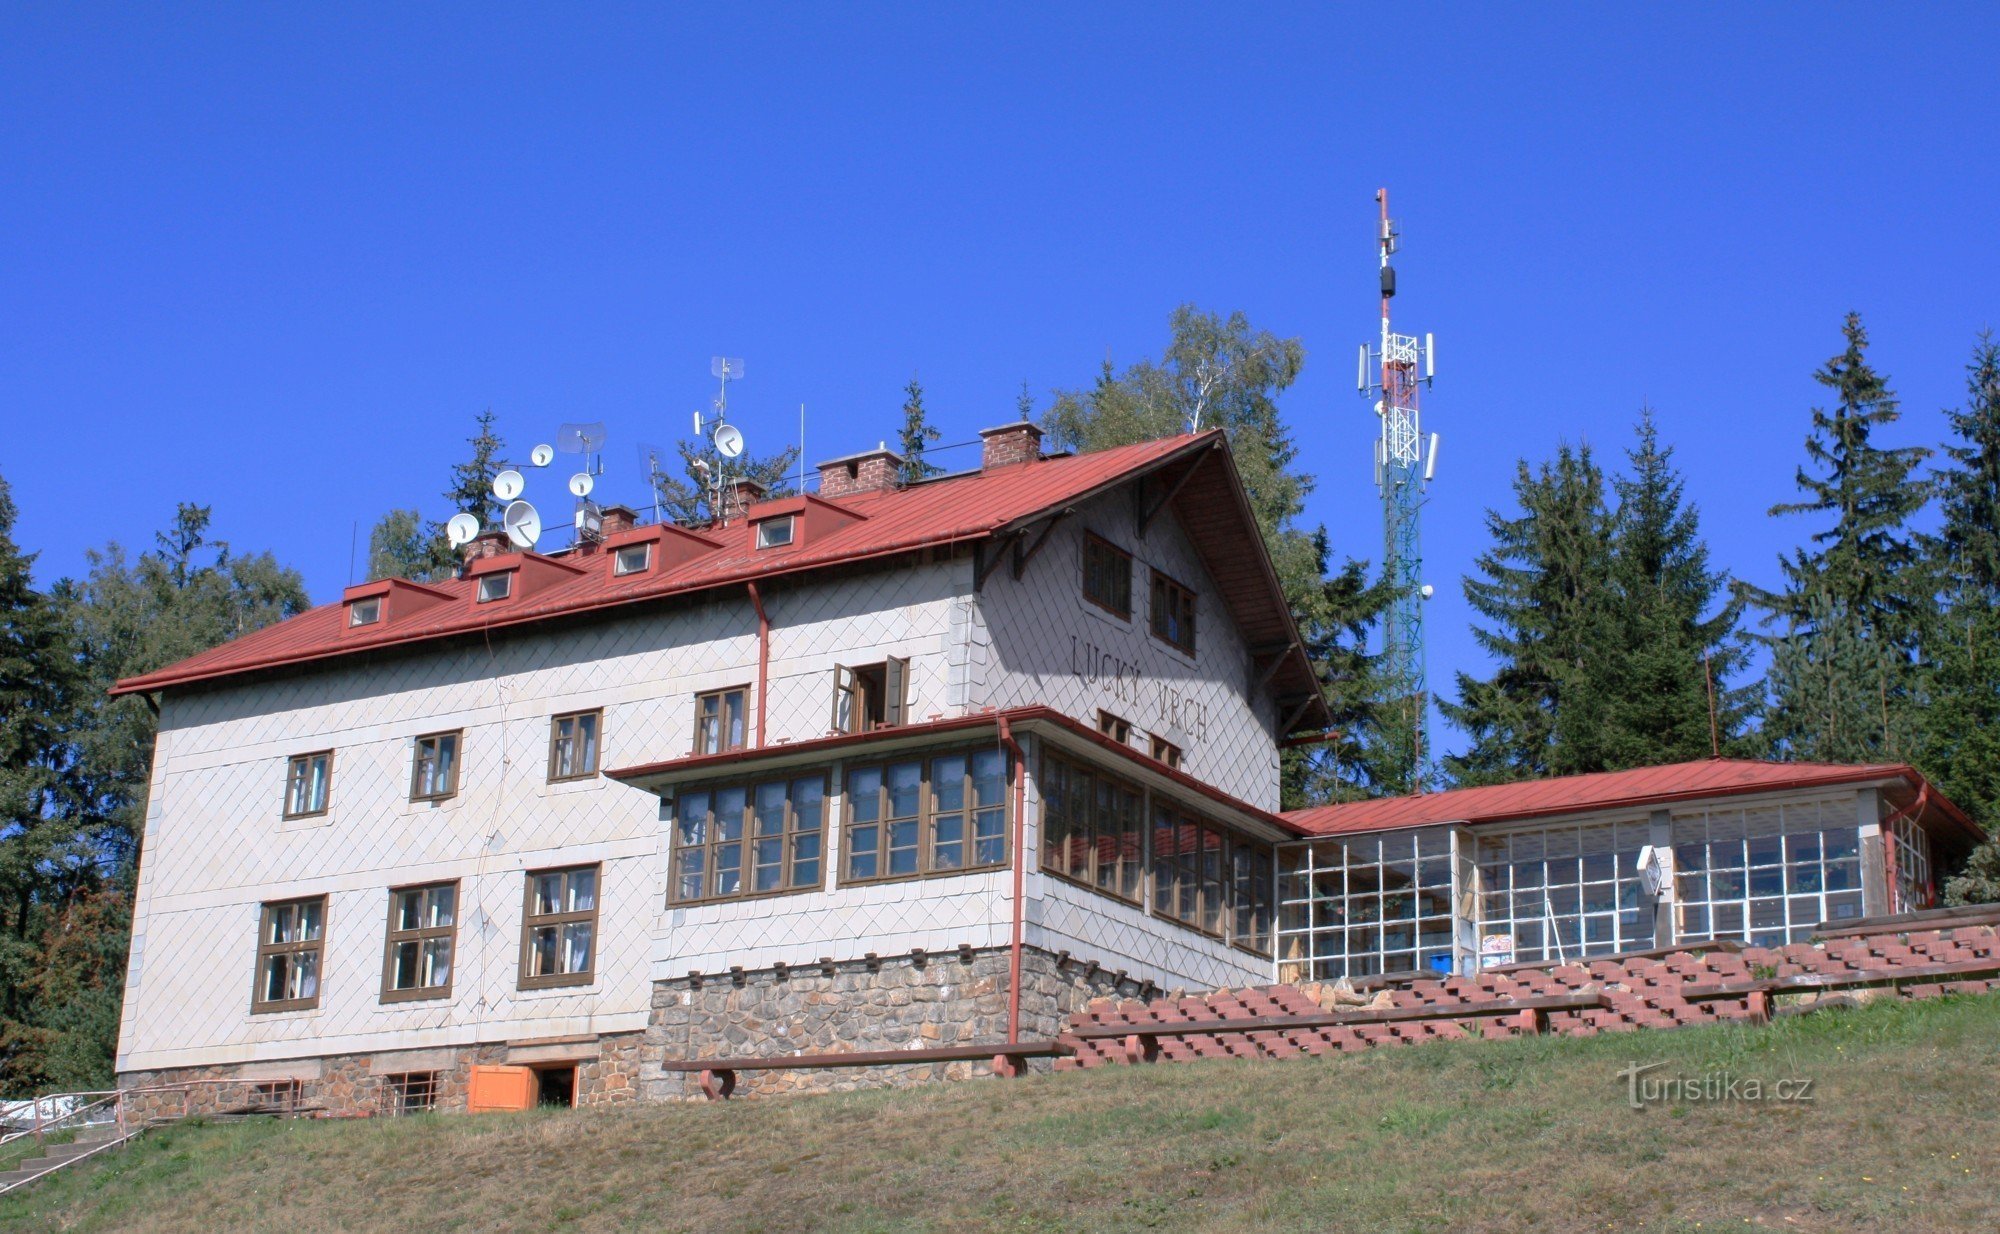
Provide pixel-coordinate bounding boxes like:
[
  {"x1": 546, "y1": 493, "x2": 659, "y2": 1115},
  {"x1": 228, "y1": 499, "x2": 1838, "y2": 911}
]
[
  {"x1": 885, "y1": 656, "x2": 909, "y2": 727},
  {"x1": 830, "y1": 665, "x2": 854, "y2": 733}
]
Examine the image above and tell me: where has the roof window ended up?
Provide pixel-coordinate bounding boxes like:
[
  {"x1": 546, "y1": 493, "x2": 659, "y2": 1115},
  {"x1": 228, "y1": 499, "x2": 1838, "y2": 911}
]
[
  {"x1": 476, "y1": 573, "x2": 513, "y2": 603},
  {"x1": 613, "y1": 543, "x2": 653, "y2": 576},
  {"x1": 755, "y1": 515, "x2": 796, "y2": 550},
  {"x1": 348, "y1": 596, "x2": 382, "y2": 627}
]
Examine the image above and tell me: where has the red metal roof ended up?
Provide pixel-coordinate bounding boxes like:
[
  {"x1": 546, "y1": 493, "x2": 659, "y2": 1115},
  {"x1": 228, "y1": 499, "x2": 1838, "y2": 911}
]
[
  {"x1": 1281, "y1": 759, "x2": 1982, "y2": 843},
  {"x1": 113, "y1": 433, "x2": 1326, "y2": 728}
]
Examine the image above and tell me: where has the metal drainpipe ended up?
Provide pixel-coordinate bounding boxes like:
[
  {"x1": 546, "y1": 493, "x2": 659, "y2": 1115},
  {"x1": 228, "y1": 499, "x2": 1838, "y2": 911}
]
[
  {"x1": 746, "y1": 582, "x2": 769, "y2": 747},
  {"x1": 997, "y1": 716, "x2": 1026, "y2": 1044}
]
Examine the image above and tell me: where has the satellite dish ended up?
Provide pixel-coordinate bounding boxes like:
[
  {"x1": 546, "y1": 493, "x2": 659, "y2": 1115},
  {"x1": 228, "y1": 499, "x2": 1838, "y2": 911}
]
[
  {"x1": 503, "y1": 500, "x2": 542, "y2": 549},
  {"x1": 713, "y1": 423, "x2": 745, "y2": 459},
  {"x1": 710, "y1": 356, "x2": 746, "y2": 380},
  {"x1": 557, "y1": 422, "x2": 608, "y2": 454},
  {"x1": 445, "y1": 513, "x2": 481, "y2": 548},
  {"x1": 568, "y1": 472, "x2": 595, "y2": 498},
  {"x1": 492, "y1": 469, "x2": 525, "y2": 501},
  {"x1": 530, "y1": 443, "x2": 555, "y2": 467}
]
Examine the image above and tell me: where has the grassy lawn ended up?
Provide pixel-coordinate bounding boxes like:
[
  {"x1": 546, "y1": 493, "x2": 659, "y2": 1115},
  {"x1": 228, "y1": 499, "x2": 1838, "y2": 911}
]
[{"x1": 6, "y1": 992, "x2": 1998, "y2": 1233}]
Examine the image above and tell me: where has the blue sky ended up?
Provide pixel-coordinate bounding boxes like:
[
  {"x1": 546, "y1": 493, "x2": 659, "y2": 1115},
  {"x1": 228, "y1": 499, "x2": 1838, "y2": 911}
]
[{"x1": 3, "y1": 5, "x2": 1996, "y2": 755}]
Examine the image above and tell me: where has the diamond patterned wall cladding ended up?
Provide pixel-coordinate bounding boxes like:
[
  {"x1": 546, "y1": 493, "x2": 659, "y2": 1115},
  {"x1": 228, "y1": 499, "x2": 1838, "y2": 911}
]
[{"x1": 121, "y1": 497, "x2": 1289, "y2": 1073}]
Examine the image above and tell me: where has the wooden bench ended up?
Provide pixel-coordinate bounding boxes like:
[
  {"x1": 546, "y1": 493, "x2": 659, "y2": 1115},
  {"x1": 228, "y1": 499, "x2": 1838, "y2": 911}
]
[{"x1": 660, "y1": 1041, "x2": 1066, "y2": 1100}]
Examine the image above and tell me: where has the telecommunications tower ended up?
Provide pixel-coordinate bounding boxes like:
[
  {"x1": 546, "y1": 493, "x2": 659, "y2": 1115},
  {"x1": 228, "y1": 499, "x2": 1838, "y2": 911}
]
[{"x1": 1357, "y1": 189, "x2": 1439, "y2": 790}]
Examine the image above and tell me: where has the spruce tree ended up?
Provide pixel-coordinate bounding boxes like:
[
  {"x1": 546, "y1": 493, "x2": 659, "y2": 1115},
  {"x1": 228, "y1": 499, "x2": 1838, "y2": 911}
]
[
  {"x1": 1441, "y1": 445, "x2": 1618, "y2": 785},
  {"x1": 364, "y1": 410, "x2": 510, "y2": 582},
  {"x1": 652, "y1": 441, "x2": 799, "y2": 525},
  {"x1": 1753, "y1": 313, "x2": 1932, "y2": 759},
  {"x1": 1920, "y1": 334, "x2": 2000, "y2": 896},
  {"x1": 898, "y1": 376, "x2": 942, "y2": 483},
  {"x1": 1600, "y1": 410, "x2": 1755, "y2": 765}
]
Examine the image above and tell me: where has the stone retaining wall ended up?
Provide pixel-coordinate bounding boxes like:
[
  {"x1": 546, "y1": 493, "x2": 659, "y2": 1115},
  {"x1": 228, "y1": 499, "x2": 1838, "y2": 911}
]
[
  {"x1": 640, "y1": 945, "x2": 1143, "y2": 1099},
  {"x1": 118, "y1": 1030, "x2": 648, "y2": 1121}
]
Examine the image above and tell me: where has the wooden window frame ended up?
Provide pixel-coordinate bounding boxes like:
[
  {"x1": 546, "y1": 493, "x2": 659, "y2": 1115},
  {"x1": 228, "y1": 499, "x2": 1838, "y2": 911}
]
[
  {"x1": 348, "y1": 596, "x2": 382, "y2": 627},
  {"x1": 476, "y1": 572, "x2": 513, "y2": 603},
  {"x1": 1150, "y1": 803, "x2": 1273, "y2": 958},
  {"x1": 380, "y1": 880, "x2": 458, "y2": 1004},
  {"x1": 1148, "y1": 734, "x2": 1183, "y2": 770},
  {"x1": 547, "y1": 709, "x2": 602, "y2": 782},
  {"x1": 251, "y1": 895, "x2": 327, "y2": 1014},
  {"x1": 282, "y1": 750, "x2": 334, "y2": 819},
  {"x1": 518, "y1": 865, "x2": 600, "y2": 990},
  {"x1": 1082, "y1": 533, "x2": 1133, "y2": 619},
  {"x1": 612, "y1": 542, "x2": 653, "y2": 576},
  {"x1": 1038, "y1": 752, "x2": 1146, "y2": 907},
  {"x1": 668, "y1": 773, "x2": 830, "y2": 906},
  {"x1": 1096, "y1": 710, "x2": 1132, "y2": 743},
  {"x1": 840, "y1": 746, "x2": 1010, "y2": 887},
  {"x1": 694, "y1": 687, "x2": 749, "y2": 756},
  {"x1": 831, "y1": 657, "x2": 909, "y2": 734},
  {"x1": 1148, "y1": 568, "x2": 1197, "y2": 655},
  {"x1": 409, "y1": 730, "x2": 462, "y2": 802}
]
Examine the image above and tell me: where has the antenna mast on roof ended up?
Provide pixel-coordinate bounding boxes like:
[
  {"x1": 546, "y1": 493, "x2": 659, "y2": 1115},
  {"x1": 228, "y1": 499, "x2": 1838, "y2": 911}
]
[
  {"x1": 691, "y1": 357, "x2": 749, "y2": 524},
  {"x1": 1357, "y1": 188, "x2": 1440, "y2": 792}
]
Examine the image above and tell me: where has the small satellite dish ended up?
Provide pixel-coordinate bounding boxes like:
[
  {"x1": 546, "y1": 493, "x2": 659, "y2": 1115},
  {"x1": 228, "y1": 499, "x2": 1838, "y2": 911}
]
[
  {"x1": 445, "y1": 513, "x2": 481, "y2": 548},
  {"x1": 713, "y1": 423, "x2": 745, "y2": 459},
  {"x1": 530, "y1": 443, "x2": 555, "y2": 467},
  {"x1": 710, "y1": 356, "x2": 746, "y2": 380},
  {"x1": 568, "y1": 472, "x2": 595, "y2": 498},
  {"x1": 557, "y1": 422, "x2": 608, "y2": 454},
  {"x1": 503, "y1": 500, "x2": 542, "y2": 549},
  {"x1": 492, "y1": 469, "x2": 525, "y2": 501}
]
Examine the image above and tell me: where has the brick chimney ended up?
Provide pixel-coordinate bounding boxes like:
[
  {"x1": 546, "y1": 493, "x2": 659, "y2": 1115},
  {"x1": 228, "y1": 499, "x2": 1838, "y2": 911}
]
[
  {"x1": 720, "y1": 478, "x2": 768, "y2": 523},
  {"x1": 462, "y1": 530, "x2": 510, "y2": 567},
  {"x1": 979, "y1": 421, "x2": 1043, "y2": 470},
  {"x1": 599, "y1": 505, "x2": 638, "y2": 537},
  {"x1": 817, "y1": 444, "x2": 905, "y2": 498}
]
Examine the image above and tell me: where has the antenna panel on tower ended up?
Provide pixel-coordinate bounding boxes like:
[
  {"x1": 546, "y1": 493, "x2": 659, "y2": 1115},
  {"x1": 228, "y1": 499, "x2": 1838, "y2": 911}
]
[
  {"x1": 710, "y1": 356, "x2": 746, "y2": 381},
  {"x1": 557, "y1": 422, "x2": 608, "y2": 454}
]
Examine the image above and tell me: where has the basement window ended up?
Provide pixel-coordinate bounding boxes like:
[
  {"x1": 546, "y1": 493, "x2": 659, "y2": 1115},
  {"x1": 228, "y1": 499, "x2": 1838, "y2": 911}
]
[
  {"x1": 348, "y1": 596, "x2": 382, "y2": 627},
  {"x1": 382, "y1": 1072, "x2": 439, "y2": 1116},
  {"x1": 476, "y1": 572, "x2": 513, "y2": 603},
  {"x1": 612, "y1": 543, "x2": 652, "y2": 576},
  {"x1": 755, "y1": 515, "x2": 795, "y2": 549}
]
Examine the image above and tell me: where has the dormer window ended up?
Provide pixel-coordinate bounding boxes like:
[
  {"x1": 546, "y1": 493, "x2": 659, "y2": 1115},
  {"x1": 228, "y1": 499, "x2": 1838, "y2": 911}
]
[
  {"x1": 755, "y1": 515, "x2": 795, "y2": 550},
  {"x1": 613, "y1": 543, "x2": 652, "y2": 576},
  {"x1": 476, "y1": 573, "x2": 513, "y2": 603},
  {"x1": 348, "y1": 596, "x2": 382, "y2": 627}
]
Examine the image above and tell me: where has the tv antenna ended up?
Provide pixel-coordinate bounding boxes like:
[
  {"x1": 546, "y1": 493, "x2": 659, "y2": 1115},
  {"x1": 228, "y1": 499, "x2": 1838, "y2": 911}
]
[
  {"x1": 556, "y1": 421, "x2": 608, "y2": 543},
  {"x1": 1356, "y1": 188, "x2": 1440, "y2": 792},
  {"x1": 690, "y1": 356, "x2": 750, "y2": 522}
]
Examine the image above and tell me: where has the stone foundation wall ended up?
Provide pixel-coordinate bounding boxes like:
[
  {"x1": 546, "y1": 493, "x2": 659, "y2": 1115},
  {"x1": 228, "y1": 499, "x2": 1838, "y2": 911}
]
[
  {"x1": 118, "y1": 1030, "x2": 648, "y2": 1121},
  {"x1": 641, "y1": 945, "x2": 1144, "y2": 1099}
]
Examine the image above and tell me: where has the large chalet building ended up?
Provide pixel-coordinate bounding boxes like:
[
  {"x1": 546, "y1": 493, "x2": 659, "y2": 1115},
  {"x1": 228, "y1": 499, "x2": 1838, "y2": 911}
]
[{"x1": 112, "y1": 420, "x2": 1979, "y2": 1112}]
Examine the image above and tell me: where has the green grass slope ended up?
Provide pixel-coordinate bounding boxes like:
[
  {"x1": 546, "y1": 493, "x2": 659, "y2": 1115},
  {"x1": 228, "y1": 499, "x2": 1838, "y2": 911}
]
[{"x1": 8, "y1": 992, "x2": 2000, "y2": 1233}]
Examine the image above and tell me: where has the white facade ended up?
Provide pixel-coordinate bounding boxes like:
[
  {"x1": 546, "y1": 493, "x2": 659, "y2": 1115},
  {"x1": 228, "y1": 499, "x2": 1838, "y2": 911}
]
[{"x1": 118, "y1": 493, "x2": 1291, "y2": 1076}]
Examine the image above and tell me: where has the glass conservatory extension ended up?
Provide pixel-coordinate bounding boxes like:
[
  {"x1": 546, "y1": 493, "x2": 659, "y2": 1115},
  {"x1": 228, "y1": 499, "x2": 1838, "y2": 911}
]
[{"x1": 1277, "y1": 792, "x2": 1935, "y2": 982}]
